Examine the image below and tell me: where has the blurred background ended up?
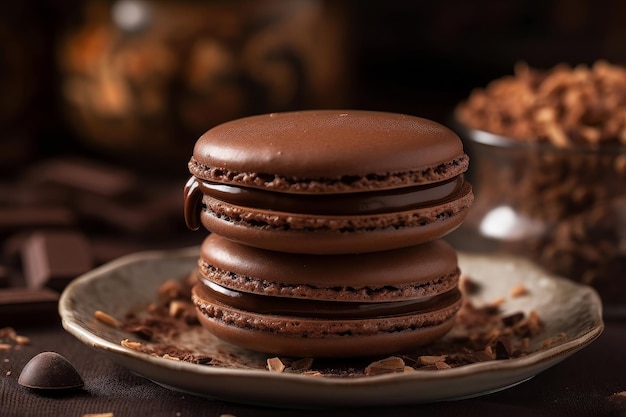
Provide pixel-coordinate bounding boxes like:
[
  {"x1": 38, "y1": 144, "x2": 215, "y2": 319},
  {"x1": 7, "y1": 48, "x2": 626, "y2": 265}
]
[
  {"x1": 3, "y1": 0, "x2": 626, "y2": 176},
  {"x1": 1, "y1": 0, "x2": 626, "y2": 271}
]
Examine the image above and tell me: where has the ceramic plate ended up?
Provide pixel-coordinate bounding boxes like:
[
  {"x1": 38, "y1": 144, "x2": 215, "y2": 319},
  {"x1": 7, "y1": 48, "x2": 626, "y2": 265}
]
[{"x1": 59, "y1": 247, "x2": 603, "y2": 408}]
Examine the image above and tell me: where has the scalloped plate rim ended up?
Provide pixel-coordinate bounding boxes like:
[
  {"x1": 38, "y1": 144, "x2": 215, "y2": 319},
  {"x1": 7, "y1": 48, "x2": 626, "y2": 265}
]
[{"x1": 59, "y1": 247, "x2": 604, "y2": 407}]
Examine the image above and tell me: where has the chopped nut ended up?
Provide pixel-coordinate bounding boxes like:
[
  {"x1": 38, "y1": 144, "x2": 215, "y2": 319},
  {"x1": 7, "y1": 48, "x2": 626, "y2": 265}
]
[
  {"x1": 0, "y1": 343, "x2": 11, "y2": 351},
  {"x1": 417, "y1": 355, "x2": 448, "y2": 366},
  {"x1": 491, "y1": 297, "x2": 506, "y2": 307},
  {"x1": 162, "y1": 354, "x2": 181, "y2": 361},
  {"x1": 266, "y1": 357, "x2": 285, "y2": 373},
  {"x1": 509, "y1": 284, "x2": 529, "y2": 298},
  {"x1": 121, "y1": 339, "x2": 143, "y2": 350},
  {"x1": 365, "y1": 356, "x2": 405, "y2": 375},
  {"x1": 94, "y1": 310, "x2": 120, "y2": 328},
  {"x1": 435, "y1": 361, "x2": 451, "y2": 370},
  {"x1": 82, "y1": 413, "x2": 114, "y2": 417},
  {"x1": 483, "y1": 345, "x2": 494, "y2": 357},
  {"x1": 457, "y1": 61, "x2": 626, "y2": 300},
  {"x1": 169, "y1": 301, "x2": 187, "y2": 318},
  {"x1": 542, "y1": 332, "x2": 568, "y2": 348}
]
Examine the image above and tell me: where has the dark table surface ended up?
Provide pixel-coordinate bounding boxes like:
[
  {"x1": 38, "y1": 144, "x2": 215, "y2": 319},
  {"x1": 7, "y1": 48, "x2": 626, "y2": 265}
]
[{"x1": 1, "y1": 316, "x2": 625, "y2": 417}]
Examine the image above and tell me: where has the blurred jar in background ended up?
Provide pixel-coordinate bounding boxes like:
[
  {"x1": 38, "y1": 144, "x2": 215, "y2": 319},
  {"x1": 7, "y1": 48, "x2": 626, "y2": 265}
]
[
  {"x1": 57, "y1": 0, "x2": 351, "y2": 170},
  {"x1": 454, "y1": 61, "x2": 626, "y2": 317},
  {"x1": 456, "y1": 127, "x2": 626, "y2": 315}
]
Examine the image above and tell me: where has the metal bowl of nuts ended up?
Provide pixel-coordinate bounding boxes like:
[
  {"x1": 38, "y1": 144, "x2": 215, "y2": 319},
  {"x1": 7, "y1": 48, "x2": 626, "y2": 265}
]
[{"x1": 453, "y1": 61, "x2": 626, "y2": 317}]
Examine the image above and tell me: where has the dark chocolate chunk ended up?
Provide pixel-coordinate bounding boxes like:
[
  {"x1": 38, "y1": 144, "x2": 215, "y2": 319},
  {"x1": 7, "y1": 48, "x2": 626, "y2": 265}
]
[
  {"x1": 74, "y1": 184, "x2": 182, "y2": 235},
  {"x1": 494, "y1": 337, "x2": 513, "y2": 359},
  {"x1": 0, "y1": 182, "x2": 72, "y2": 207},
  {"x1": 89, "y1": 238, "x2": 145, "y2": 265},
  {"x1": 18, "y1": 352, "x2": 84, "y2": 391},
  {"x1": 0, "y1": 287, "x2": 60, "y2": 327},
  {"x1": 23, "y1": 157, "x2": 138, "y2": 198},
  {"x1": 0, "y1": 207, "x2": 75, "y2": 232},
  {"x1": 21, "y1": 231, "x2": 93, "y2": 291},
  {"x1": 501, "y1": 312, "x2": 525, "y2": 327}
]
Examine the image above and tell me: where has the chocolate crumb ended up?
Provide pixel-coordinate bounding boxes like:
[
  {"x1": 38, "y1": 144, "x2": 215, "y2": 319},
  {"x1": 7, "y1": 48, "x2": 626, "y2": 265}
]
[
  {"x1": 290, "y1": 357, "x2": 314, "y2": 370},
  {"x1": 494, "y1": 338, "x2": 513, "y2": 359},
  {"x1": 158, "y1": 280, "x2": 184, "y2": 303},
  {"x1": 501, "y1": 312, "x2": 525, "y2": 327},
  {"x1": 459, "y1": 275, "x2": 482, "y2": 295}
]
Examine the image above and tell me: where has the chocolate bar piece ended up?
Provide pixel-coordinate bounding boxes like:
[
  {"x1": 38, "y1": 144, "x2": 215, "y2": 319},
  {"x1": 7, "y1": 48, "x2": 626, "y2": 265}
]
[
  {"x1": 0, "y1": 287, "x2": 60, "y2": 327},
  {"x1": 22, "y1": 157, "x2": 138, "y2": 198},
  {"x1": 0, "y1": 207, "x2": 75, "y2": 231},
  {"x1": 21, "y1": 231, "x2": 94, "y2": 291}
]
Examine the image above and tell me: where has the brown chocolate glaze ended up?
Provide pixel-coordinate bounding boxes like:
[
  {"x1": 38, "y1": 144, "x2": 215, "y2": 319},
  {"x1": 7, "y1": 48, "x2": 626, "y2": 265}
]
[
  {"x1": 192, "y1": 110, "x2": 465, "y2": 180},
  {"x1": 198, "y1": 183, "x2": 472, "y2": 254},
  {"x1": 184, "y1": 176, "x2": 202, "y2": 230},
  {"x1": 195, "y1": 279, "x2": 461, "y2": 319},
  {"x1": 193, "y1": 176, "x2": 464, "y2": 215}
]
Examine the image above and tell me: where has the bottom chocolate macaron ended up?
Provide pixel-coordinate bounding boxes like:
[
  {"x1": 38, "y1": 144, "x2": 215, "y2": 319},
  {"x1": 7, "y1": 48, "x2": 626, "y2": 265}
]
[{"x1": 191, "y1": 234, "x2": 463, "y2": 358}]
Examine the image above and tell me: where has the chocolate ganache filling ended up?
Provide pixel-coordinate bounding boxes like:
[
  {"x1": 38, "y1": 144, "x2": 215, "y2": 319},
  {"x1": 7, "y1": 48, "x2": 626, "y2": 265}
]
[
  {"x1": 184, "y1": 175, "x2": 467, "y2": 230},
  {"x1": 196, "y1": 278, "x2": 462, "y2": 319}
]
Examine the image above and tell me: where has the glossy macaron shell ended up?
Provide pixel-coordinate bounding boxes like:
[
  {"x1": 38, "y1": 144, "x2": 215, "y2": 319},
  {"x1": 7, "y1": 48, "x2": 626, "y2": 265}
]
[
  {"x1": 196, "y1": 233, "x2": 460, "y2": 302},
  {"x1": 188, "y1": 110, "x2": 468, "y2": 193}
]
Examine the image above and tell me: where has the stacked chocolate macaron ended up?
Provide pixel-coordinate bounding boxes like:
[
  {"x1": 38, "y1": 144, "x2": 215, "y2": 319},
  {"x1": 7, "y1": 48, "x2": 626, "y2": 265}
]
[{"x1": 184, "y1": 110, "x2": 473, "y2": 357}]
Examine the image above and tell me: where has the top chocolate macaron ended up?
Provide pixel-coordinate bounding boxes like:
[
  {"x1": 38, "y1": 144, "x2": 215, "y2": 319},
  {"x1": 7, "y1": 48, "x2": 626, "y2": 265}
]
[{"x1": 184, "y1": 110, "x2": 473, "y2": 254}]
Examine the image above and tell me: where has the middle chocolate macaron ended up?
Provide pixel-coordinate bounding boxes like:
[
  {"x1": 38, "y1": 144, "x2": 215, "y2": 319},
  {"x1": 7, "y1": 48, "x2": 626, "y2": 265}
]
[{"x1": 184, "y1": 110, "x2": 473, "y2": 254}]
